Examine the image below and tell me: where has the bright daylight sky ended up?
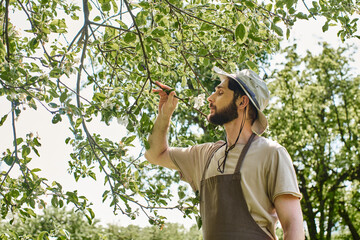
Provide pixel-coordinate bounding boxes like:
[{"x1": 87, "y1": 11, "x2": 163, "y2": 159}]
[{"x1": 0, "y1": 1, "x2": 359, "y2": 229}]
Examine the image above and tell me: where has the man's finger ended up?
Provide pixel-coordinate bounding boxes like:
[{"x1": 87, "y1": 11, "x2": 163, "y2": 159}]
[{"x1": 154, "y1": 81, "x2": 172, "y2": 90}]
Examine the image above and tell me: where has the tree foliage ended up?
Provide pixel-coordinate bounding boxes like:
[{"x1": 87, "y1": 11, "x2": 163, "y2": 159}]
[
  {"x1": 268, "y1": 43, "x2": 360, "y2": 239},
  {"x1": 0, "y1": 0, "x2": 359, "y2": 235},
  {"x1": 0, "y1": 207, "x2": 202, "y2": 239}
]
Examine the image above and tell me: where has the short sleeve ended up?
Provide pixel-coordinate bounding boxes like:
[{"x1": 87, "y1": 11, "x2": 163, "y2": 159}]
[
  {"x1": 267, "y1": 147, "x2": 302, "y2": 203},
  {"x1": 169, "y1": 143, "x2": 213, "y2": 191}
]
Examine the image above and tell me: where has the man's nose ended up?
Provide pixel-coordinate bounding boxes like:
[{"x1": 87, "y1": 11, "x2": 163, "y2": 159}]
[{"x1": 207, "y1": 93, "x2": 215, "y2": 102}]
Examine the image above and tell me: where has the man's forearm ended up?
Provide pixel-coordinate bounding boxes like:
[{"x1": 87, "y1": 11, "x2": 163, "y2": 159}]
[
  {"x1": 145, "y1": 89, "x2": 178, "y2": 168},
  {"x1": 147, "y1": 114, "x2": 171, "y2": 158}
]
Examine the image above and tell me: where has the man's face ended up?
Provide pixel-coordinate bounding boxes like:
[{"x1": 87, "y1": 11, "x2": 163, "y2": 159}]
[{"x1": 207, "y1": 79, "x2": 238, "y2": 126}]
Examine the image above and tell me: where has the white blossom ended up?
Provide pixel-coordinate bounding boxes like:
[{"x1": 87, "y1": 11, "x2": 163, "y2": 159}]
[
  {"x1": 194, "y1": 93, "x2": 206, "y2": 109},
  {"x1": 117, "y1": 116, "x2": 129, "y2": 126},
  {"x1": 101, "y1": 99, "x2": 115, "y2": 109}
]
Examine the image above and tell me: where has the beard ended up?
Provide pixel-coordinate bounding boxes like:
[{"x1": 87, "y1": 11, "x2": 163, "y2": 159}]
[{"x1": 208, "y1": 100, "x2": 238, "y2": 126}]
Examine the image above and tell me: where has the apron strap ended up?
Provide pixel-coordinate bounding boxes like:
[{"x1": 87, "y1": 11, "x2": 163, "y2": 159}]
[
  {"x1": 201, "y1": 140, "x2": 226, "y2": 181},
  {"x1": 234, "y1": 133, "x2": 256, "y2": 175}
]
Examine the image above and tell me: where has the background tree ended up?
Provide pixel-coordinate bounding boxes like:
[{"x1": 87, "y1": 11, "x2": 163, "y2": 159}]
[
  {"x1": 0, "y1": 207, "x2": 202, "y2": 239},
  {"x1": 0, "y1": 0, "x2": 359, "y2": 234},
  {"x1": 268, "y1": 42, "x2": 359, "y2": 240}
]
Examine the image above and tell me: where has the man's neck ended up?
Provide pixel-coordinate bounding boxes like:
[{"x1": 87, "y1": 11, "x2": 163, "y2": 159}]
[{"x1": 224, "y1": 119, "x2": 254, "y2": 146}]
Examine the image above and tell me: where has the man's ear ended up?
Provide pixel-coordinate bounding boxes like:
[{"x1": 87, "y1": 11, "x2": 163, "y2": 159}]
[{"x1": 237, "y1": 95, "x2": 249, "y2": 109}]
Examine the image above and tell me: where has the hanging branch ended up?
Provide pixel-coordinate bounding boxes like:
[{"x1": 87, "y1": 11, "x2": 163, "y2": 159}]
[
  {"x1": 301, "y1": 0, "x2": 317, "y2": 20},
  {"x1": 16, "y1": 0, "x2": 55, "y2": 64},
  {"x1": 180, "y1": 50, "x2": 210, "y2": 96},
  {"x1": 4, "y1": 0, "x2": 10, "y2": 61},
  {"x1": 164, "y1": 0, "x2": 234, "y2": 38},
  {"x1": 331, "y1": 93, "x2": 351, "y2": 152},
  {"x1": 123, "y1": 0, "x2": 152, "y2": 114},
  {"x1": 90, "y1": 21, "x2": 134, "y2": 32}
]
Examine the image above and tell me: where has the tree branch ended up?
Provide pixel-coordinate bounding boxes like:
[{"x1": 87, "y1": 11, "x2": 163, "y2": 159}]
[
  {"x1": 180, "y1": 50, "x2": 210, "y2": 96},
  {"x1": 90, "y1": 21, "x2": 134, "y2": 33},
  {"x1": 301, "y1": 0, "x2": 317, "y2": 20},
  {"x1": 165, "y1": 0, "x2": 234, "y2": 38},
  {"x1": 5, "y1": 0, "x2": 11, "y2": 61}
]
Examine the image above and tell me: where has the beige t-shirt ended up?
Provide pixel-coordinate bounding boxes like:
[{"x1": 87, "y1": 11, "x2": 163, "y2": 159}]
[{"x1": 169, "y1": 136, "x2": 302, "y2": 239}]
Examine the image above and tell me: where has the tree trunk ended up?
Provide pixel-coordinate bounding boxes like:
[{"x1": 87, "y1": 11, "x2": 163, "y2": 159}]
[{"x1": 338, "y1": 207, "x2": 360, "y2": 240}]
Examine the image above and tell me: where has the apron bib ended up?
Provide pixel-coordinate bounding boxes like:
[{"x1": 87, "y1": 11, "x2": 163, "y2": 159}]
[{"x1": 200, "y1": 133, "x2": 272, "y2": 240}]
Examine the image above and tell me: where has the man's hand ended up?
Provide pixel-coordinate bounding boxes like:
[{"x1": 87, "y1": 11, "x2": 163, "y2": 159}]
[{"x1": 153, "y1": 81, "x2": 178, "y2": 119}]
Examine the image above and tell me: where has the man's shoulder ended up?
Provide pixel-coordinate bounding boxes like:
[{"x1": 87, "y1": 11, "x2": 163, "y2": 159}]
[
  {"x1": 256, "y1": 136, "x2": 283, "y2": 147},
  {"x1": 191, "y1": 140, "x2": 225, "y2": 152},
  {"x1": 170, "y1": 141, "x2": 223, "y2": 155},
  {"x1": 254, "y1": 136, "x2": 287, "y2": 153}
]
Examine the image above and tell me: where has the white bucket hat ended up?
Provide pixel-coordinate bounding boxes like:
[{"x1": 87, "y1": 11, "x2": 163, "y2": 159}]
[{"x1": 213, "y1": 66, "x2": 270, "y2": 135}]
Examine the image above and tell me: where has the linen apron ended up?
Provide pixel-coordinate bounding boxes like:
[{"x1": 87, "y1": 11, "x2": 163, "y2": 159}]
[{"x1": 200, "y1": 133, "x2": 272, "y2": 240}]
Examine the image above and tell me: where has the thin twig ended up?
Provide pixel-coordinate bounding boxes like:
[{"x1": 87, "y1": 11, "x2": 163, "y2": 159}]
[
  {"x1": 165, "y1": 0, "x2": 234, "y2": 38},
  {"x1": 90, "y1": 21, "x2": 134, "y2": 33},
  {"x1": 5, "y1": 0, "x2": 11, "y2": 61},
  {"x1": 16, "y1": 0, "x2": 56, "y2": 65},
  {"x1": 180, "y1": 50, "x2": 210, "y2": 96},
  {"x1": 302, "y1": 0, "x2": 316, "y2": 19}
]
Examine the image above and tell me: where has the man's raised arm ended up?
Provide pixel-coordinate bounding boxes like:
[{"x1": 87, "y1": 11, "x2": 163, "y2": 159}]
[{"x1": 144, "y1": 82, "x2": 178, "y2": 169}]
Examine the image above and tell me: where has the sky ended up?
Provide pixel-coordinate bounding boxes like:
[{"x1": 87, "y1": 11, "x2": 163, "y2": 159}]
[{"x1": 0, "y1": 1, "x2": 359, "y2": 229}]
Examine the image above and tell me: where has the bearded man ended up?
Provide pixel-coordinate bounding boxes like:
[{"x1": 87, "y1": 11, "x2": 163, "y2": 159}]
[{"x1": 145, "y1": 67, "x2": 304, "y2": 240}]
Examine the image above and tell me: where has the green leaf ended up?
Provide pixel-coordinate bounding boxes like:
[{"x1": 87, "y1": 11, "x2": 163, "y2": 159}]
[
  {"x1": 26, "y1": 208, "x2": 36, "y2": 217},
  {"x1": 16, "y1": 138, "x2": 23, "y2": 145},
  {"x1": 143, "y1": 138, "x2": 150, "y2": 150},
  {"x1": 49, "y1": 68, "x2": 63, "y2": 78},
  {"x1": 60, "y1": 92, "x2": 67, "y2": 103},
  {"x1": 93, "y1": 92, "x2": 107, "y2": 102},
  {"x1": 59, "y1": 199, "x2": 64, "y2": 208},
  {"x1": 22, "y1": 146, "x2": 31, "y2": 157},
  {"x1": 295, "y1": 12, "x2": 308, "y2": 19},
  {"x1": 244, "y1": 0, "x2": 255, "y2": 8},
  {"x1": 322, "y1": 22, "x2": 329, "y2": 32},
  {"x1": 52, "y1": 114, "x2": 62, "y2": 124},
  {"x1": 89, "y1": 172, "x2": 96, "y2": 180},
  {"x1": 0, "y1": 114, "x2": 8, "y2": 126},
  {"x1": 286, "y1": 28, "x2": 290, "y2": 39},
  {"x1": 10, "y1": 190, "x2": 19, "y2": 198},
  {"x1": 87, "y1": 208, "x2": 95, "y2": 219},
  {"x1": 124, "y1": 32, "x2": 137, "y2": 43},
  {"x1": 286, "y1": 0, "x2": 295, "y2": 9},
  {"x1": 33, "y1": 138, "x2": 41, "y2": 147},
  {"x1": 178, "y1": 191, "x2": 185, "y2": 199},
  {"x1": 85, "y1": 214, "x2": 92, "y2": 224},
  {"x1": 123, "y1": 135, "x2": 136, "y2": 145},
  {"x1": 235, "y1": 23, "x2": 247, "y2": 43},
  {"x1": 271, "y1": 23, "x2": 283, "y2": 36},
  {"x1": 59, "y1": 229, "x2": 70, "y2": 239},
  {"x1": 75, "y1": 118, "x2": 83, "y2": 128},
  {"x1": 246, "y1": 60, "x2": 257, "y2": 71},
  {"x1": 51, "y1": 195, "x2": 59, "y2": 207},
  {"x1": 111, "y1": 0, "x2": 118, "y2": 12},
  {"x1": 200, "y1": 23, "x2": 213, "y2": 31},
  {"x1": 151, "y1": 27, "x2": 166, "y2": 38},
  {"x1": 30, "y1": 38, "x2": 39, "y2": 50},
  {"x1": 37, "y1": 231, "x2": 48, "y2": 240},
  {"x1": 48, "y1": 102, "x2": 58, "y2": 108},
  {"x1": 93, "y1": 16, "x2": 101, "y2": 22},
  {"x1": 101, "y1": 1, "x2": 111, "y2": 11},
  {"x1": 265, "y1": 3, "x2": 272, "y2": 11}
]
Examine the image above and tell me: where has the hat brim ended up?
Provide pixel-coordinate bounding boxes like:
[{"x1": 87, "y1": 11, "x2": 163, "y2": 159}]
[{"x1": 213, "y1": 67, "x2": 268, "y2": 135}]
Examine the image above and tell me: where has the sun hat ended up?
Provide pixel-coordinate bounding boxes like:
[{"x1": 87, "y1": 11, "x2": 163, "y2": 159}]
[{"x1": 213, "y1": 66, "x2": 270, "y2": 135}]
